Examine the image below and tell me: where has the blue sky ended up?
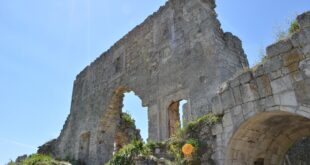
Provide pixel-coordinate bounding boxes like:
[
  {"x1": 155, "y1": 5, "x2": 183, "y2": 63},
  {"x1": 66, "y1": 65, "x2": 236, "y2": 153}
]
[{"x1": 0, "y1": 0, "x2": 309, "y2": 164}]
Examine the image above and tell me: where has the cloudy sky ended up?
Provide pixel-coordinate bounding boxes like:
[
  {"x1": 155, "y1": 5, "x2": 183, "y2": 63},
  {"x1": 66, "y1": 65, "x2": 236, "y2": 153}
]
[{"x1": 0, "y1": 0, "x2": 309, "y2": 164}]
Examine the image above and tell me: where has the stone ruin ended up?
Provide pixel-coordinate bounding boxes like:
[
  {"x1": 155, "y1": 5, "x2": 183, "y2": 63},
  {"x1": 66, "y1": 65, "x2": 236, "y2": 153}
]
[{"x1": 38, "y1": 0, "x2": 310, "y2": 164}]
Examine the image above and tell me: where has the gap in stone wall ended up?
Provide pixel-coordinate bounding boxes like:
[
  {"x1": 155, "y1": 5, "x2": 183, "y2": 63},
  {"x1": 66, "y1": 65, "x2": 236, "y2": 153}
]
[
  {"x1": 122, "y1": 91, "x2": 148, "y2": 142},
  {"x1": 168, "y1": 99, "x2": 188, "y2": 137}
]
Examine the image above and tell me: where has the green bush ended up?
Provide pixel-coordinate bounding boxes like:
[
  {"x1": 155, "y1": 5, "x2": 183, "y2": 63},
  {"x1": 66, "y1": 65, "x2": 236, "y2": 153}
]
[
  {"x1": 121, "y1": 112, "x2": 135, "y2": 126},
  {"x1": 6, "y1": 154, "x2": 69, "y2": 165},
  {"x1": 105, "y1": 140, "x2": 148, "y2": 165},
  {"x1": 289, "y1": 20, "x2": 300, "y2": 34},
  {"x1": 22, "y1": 154, "x2": 54, "y2": 165}
]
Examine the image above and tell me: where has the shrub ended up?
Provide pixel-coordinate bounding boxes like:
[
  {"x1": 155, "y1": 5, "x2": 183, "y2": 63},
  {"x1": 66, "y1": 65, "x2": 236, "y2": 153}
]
[
  {"x1": 22, "y1": 154, "x2": 53, "y2": 165},
  {"x1": 289, "y1": 20, "x2": 300, "y2": 34},
  {"x1": 121, "y1": 112, "x2": 135, "y2": 126},
  {"x1": 105, "y1": 140, "x2": 148, "y2": 165}
]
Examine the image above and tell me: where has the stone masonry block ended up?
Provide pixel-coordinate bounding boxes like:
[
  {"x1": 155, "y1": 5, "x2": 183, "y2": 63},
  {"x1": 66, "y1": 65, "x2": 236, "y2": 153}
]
[
  {"x1": 279, "y1": 91, "x2": 298, "y2": 106},
  {"x1": 256, "y1": 75, "x2": 272, "y2": 98},
  {"x1": 239, "y1": 71, "x2": 253, "y2": 84},
  {"x1": 222, "y1": 112, "x2": 232, "y2": 129},
  {"x1": 282, "y1": 49, "x2": 304, "y2": 66},
  {"x1": 299, "y1": 58, "x2": 310, "y2": 78},
  {"x1": 264, "y1": 55, "x2": 283, "y2": 73},
  {"x1": 297, "y1": 11, "x2": 310, "y2": 29},
  {"x1": 271, "y1": 75, "x2": 293, "y2": 94},
  {"x1": 240, "y1": 82, "x2": 259, "y2": 103},
  {"x1": 291, "y1": 27, "x2": 310, "y2": 47},
  {"x1": 267, "y1": 39, "x2": 293, "y2": 58},
  {"x1": 220, "y1": 89, "x2": 235, "y2": 110},
  {"x1": 211, "y1": 95, "x2": 223, "y2": 115},
  {"x1": 241, "y1": 101, "x2": 258, "y2": 120},
  {"x1": 294, "y1": 79, "x2": 310, "y2": 105},
  {"x1": 232, "y1": 86, "x2": 242, "y2": 105}
]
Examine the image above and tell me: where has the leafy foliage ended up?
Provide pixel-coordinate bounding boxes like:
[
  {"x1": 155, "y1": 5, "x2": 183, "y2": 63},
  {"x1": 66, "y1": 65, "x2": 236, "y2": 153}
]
[
  {"x1": 105, "y1": 140, "x2": 148, "y2": 165},
  {"x1": 106, "y1": 113, "x2": 220, "y2": 165},
  {"x1": 289, "y1": 20, "x2": 300, "y2": 34},
  {"x1": 121, "y1": 112, "x2": 135, "y2": 126},
  {"x1": 6, "y1": 154, "x2": 69, "y2": 165}
]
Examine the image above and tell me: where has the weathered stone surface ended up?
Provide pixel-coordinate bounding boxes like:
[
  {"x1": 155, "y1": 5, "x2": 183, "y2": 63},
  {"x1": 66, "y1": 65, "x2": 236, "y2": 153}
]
[
  {"x1": 45, "y1": 0, "x2": 248, "y2": 164},
  {"x1": 271, "y1": 75, "x2": 293, "y2": 94},
  {"x1": 220, "y1": 89, "x2": 235, "y2": 110},
  {"x1": 297, "y1": 11, "x2": 310, "y2": 29},
  {"x1": 206, "y1": 11, "x2": 310, "y2": 165},
  {"x1": 240, "y1": 82, "x2": 259, "y2": 103},
  {"x1": 39, "y1": 1, "x2": 310, "y2": 164},
  {"x1": 282, "y1": 49, "x2": 304, "y2": 66},
  {"x1": 267, "y1": 39, "x2": 293, "y2": 58},
  {"x1": 291, "y1": 27, "x2": 310, "y2": 47},
  {"x1": 256, "y1": 75, "x2": 272, "y2": 98}
]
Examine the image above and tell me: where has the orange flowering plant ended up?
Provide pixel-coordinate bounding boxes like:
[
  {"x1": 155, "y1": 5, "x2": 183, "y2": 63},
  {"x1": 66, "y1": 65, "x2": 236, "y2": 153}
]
[{"x1": 182, "y1": 143, "x2": 194, "y2": 156}]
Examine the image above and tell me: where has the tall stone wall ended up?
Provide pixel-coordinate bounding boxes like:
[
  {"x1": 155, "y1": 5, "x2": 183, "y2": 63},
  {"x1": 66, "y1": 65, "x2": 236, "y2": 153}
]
[{"x1": 47, "y1": 0, "x2": 248, "y2": 164}]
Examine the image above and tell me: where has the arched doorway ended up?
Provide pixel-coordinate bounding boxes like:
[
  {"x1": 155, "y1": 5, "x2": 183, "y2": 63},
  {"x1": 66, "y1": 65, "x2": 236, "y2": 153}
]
[
  {"x1": 96, "y1": 87, "x2": 148, "y2": 159},
  {"x1": 225, "y1": 111, "x2": 310, "y2": 165},
  {"x1": 167, "y1": 99, "x2": 188, "y2": 137}
]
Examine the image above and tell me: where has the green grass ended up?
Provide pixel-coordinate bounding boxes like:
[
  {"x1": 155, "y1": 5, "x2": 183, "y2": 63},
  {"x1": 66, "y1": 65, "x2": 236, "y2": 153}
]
[
  {"x1": 289, "y1": 20, "x2": 300, "y2": 34},
  {"x1": 7, "y1": 154, "x2": 69, "y2": 165}
]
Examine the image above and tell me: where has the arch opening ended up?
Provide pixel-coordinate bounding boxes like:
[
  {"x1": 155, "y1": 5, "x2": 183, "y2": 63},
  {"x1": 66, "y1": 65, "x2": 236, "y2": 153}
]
[
  {"x1": 112, "y1": 90, "x2": 148, "y2": 153},
  {"x1": 225, "y1": 111, "x2": 310, "y2": 165},
  {"x1": 167, "y1": 99, "x2": 188, "y2": 137}
]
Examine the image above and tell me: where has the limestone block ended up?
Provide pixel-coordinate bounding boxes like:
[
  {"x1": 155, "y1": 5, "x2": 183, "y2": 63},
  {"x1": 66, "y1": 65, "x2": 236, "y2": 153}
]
[
  {"x1": 220, "y1": 89, "x2": 235, "y2": 110},
  {"x1": 239, "y1": 71, "x2": 253, "y2": 84},
  {"x1": 282, "y1": 63, "x2": 299, "y2": 75},
  {"x1": 240, "y1": 82, "x2": 259, "y2": 103},
  {"x1": 264, "y1": 55, "x2": 283, "y2": 73},
  {"x1": 253, "y1": 64, "x2": 265, "y2": 78},
  {"x1": 291, "y1": 27, "x2": 310, "y2": 47},
  {"x1": 211, "y1": 95, "x2": 223, "y2": 115},
  {"x1": 265, "y1": 96, "x2": 276, "y2": 108},
  {"x1": 269, "y1": 70, "x2": 282, "y2": 80},
  {"x1": 222, "y1": 113, "x2": 233, "y2": 127},
  {"x1": 297, "y1": 11, "x2": 310, "y2": 29},
  {"x1": 299, "y1": 58, "x2": 310, "y2": 77},
  {"x1": 241, "y1": 101, "x2": 258, "y2": 119},
  {"x1": 294, "y1": 79, "x2": 310, "y2": 105},
  {"x1": 230, "y1": 78, "x2": 240, "y2": 87},
  {"x1": 267, "y1": 39, "x2": 293, "y2": 58},
  {"x1": 232, "y1": 86, "x2": 242, "y2": 105},
  {"x1": 231, "y1": 106, "x2": 244, "y2": 128},
  {"x1": 279, "y1": 91, "x2": 298, "y2": 106},
  {"x1": 270, "y1": 75, "x2": 293, "y2": 94},
  {"x1": 301, "y1": 44, "x2": 310, "y2": 58},
  {"x1": 290, "y1": 71, "x2": 303, "y2": 82},
  {"x1": 282, "y1": 49, "x2": 304, "y2": 66},
  {"x1": 256, "y1": 75, "x2": 272, "y2": 98}
]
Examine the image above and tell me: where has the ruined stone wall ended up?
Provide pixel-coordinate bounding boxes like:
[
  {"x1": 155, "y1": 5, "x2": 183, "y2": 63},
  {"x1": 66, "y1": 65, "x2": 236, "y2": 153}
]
[
  {"x1": 209, "y1": 11, "x2": 310, "y2": 165},
  {"x1": 47, "y1": 0, "x2": 248, "y2": 164}
]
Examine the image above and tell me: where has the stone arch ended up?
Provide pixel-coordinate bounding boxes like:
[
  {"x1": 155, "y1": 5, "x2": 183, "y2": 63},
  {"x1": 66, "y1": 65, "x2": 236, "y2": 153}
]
[
  {"x1": 95, "y1": 86, "x2": 147, "y2": 163},
  {"x1": 167, "y1": 99, "x2": 189, "y2": 137},
  {"x1": 225, "y1": 110, "x2": 310, "y2": 165}
]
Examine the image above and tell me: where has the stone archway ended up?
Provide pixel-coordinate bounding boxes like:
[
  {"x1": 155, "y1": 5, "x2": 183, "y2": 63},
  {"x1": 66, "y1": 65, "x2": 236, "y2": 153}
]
[
  {"x1": 95, "y1": 86, "x2": 147, "y2": 162},
  {"x1": 225, "y1": 111, "x2": 310, "y2": 165}
]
